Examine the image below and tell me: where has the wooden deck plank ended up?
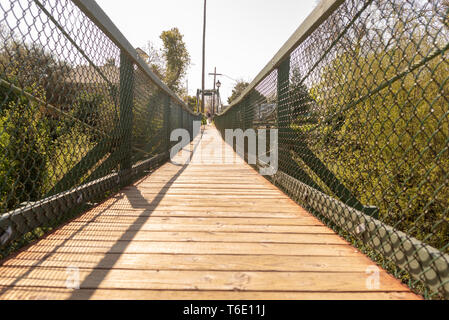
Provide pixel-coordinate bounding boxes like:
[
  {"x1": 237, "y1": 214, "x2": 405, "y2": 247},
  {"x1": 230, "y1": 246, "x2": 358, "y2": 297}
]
[
  {"x1": 0, "y1": 268, "x2": 409, "y2": 292},
  {"x1": 77, "y1": 209, "x2": 304, "y2": 218},
  {"x1": 48, "y1": 223, "x2": 336, "y2": 234},
  {"x1": 0, "y1": 127, "x2": 420, "y2": 300},
  {"x1": 80, "y1": 205, "x2": 308, "y2": 214},
  {"x1": 2, "y1": 253, "x2": 379, "y2": 272},
  {"x1": 68, "y1": 216, "x2": 324, "y2": 226},
  {"x1": 0, "y1": 287, "x2": 421, "y2": 300},
  {"x1": 40, "y1": 231, "x2": 350, "y2": 244},
  {"x1": 98, "y1": 199, "x2": 300, "y2": 208},
  {"x1": 19, "y1": 241, "x2": 362, "y2": 257}
]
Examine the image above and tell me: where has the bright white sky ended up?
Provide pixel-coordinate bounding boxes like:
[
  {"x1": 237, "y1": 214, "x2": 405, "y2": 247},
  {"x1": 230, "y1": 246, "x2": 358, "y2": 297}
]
[{"x1": 95, "y1": 0, "x2": 318, "y2": 103}]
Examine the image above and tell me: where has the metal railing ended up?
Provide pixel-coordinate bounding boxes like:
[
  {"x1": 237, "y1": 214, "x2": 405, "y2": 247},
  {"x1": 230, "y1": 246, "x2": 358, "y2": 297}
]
[
  {"x1": 215, "y1": 0, "x2": 449, "y2": 299},
  {"x1": 0, "y1": 0, "x2": 201, "y2": 256}
]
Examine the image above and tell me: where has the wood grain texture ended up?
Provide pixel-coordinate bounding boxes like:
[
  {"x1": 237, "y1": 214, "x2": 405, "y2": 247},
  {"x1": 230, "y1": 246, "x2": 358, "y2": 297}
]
[{"x1": 0, "y1": 127, "x2": 420, "y2": 300}]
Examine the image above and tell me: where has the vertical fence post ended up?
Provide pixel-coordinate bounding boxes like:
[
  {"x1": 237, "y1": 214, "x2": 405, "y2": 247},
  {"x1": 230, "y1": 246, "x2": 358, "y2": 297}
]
[
  {"x1": 242, "y1": 99, "x2": 247, "y2": 132},
  {"x1": 275, "y1": 56, "x2": 376, "y2": 216},
  {"x1": 277, "y1": 57, "x2": 290, "y2": 134},
  {"x1": 247, "y1": 92, "x2": 256, "y2": 163},
  {"x1": 180, "y1": 107, "x2": 184, "y2": 130},
  {"x1": 119, "y1": 50, "x2": 134, "y2": 185},
  {"x1": 276, "y1": 57, "x2": 321, "y2": 191},
  {"x1": 188, "y1": 113, "x2": 193, "y2": 140},
  {"x1": 163, "y1": 95, "x2": 171, "y2": 159},
  {"x1": 277, "y1": 57, "x2": 291, "y2": 176}
]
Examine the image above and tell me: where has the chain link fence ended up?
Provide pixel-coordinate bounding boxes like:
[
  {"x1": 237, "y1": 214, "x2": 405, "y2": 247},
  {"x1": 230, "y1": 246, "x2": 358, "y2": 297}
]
[
  {"x1": 215, "y1": 0, "x2": 449, "y2": 299},
  {"x1": 0, "y1": 0, "x2": 200, "y2": 257}
]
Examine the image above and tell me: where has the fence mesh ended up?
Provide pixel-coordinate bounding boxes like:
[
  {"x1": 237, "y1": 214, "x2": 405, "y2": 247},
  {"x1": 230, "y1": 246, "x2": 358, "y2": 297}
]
[
  {"x1": 215, "y1": 0, "x2": 449, "y2": 298},
  {"x1": 0, "y1": 0, "x2": 199, "y2": 257}
]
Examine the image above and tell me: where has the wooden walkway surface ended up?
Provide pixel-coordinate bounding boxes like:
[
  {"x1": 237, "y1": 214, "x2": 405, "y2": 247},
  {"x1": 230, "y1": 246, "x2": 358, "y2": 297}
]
[{"x1": 0, "y1": 127, "x2": 420, "y2": 300}]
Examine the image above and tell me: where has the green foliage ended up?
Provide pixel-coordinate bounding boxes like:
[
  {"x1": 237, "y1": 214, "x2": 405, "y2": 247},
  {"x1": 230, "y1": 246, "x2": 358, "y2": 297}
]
[
  {"x1": 160, "y1": 28, "x2": 190, "y2": 93},
  {"x1": 73, "y1": 92, "x2": 103, "y2": 128},
  {"x1": 289, "y1": 68, "x2": 319, "y2": 126},
  {"x1": 132, "y1": 91, "x2": 164, "y2": 158},
  {"x1": 145, "y1": 28, "x2": 191, "y2": 95},
  {"x1": 46, "y1": 122, "x2": 96, "y2": 188},
  {"x1": 0, "y1": 39, "x2": 115, "y2": 212},
  {"x1": 310, "y1": 30, "x2": 449, "y2": 250},
  {"x1": 0, "y1": 40, "x2": 70, "y2": 107},
  {"x1": 185, "y1": 95, "x2": 198, "y2": 112},
  {"x1": 228, "y1": 81, "x2": 249, "y2": 104},
  {"x1": 0, "y1": 78, "x2": 51, "y2": 211}
]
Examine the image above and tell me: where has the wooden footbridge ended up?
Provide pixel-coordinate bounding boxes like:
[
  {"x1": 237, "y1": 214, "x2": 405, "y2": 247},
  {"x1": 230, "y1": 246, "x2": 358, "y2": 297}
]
[{"x1": 0, "y1": 127, "x2": 419, "y2": 300}]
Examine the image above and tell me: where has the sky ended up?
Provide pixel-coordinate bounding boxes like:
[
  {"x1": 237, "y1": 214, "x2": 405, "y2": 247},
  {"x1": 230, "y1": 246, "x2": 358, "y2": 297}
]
[{"x1": 95, "y1": 0, "x2": 318, "y2": 103}]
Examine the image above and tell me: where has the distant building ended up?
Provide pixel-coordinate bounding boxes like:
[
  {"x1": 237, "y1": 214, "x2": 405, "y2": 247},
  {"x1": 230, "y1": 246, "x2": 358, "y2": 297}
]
[
  {"x1": 66, "y1": 64, "x2": 119, "y2": 87},
  {"x1": 256, "y1": 103, "x2": 277, "y2": 121},
  {"x1": 136, "y1": 48, "x2": 150, "y2": 64}
]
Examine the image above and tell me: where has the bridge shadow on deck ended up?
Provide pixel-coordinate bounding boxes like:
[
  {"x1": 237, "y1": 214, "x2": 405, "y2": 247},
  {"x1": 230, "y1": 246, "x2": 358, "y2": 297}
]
[
  {"x1": 69, "y1": 132, "x2": 202, "y2": 299},
  {"x1": 0, "y1": 130, "x2": 202, "y2": 299},
  {"x1": 0, "y1": 195, "x2": 124, "y2": 297}
]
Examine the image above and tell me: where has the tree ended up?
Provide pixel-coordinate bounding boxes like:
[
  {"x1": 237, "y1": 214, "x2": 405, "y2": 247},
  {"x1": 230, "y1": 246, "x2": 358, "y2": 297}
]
[
  {"x1": 309, "y1": 20, "x2": 449, "y2": 250},
  {"x1": 289, "y1": 68, "x2": 318, "y2": 126},
  {"x1": 143, "y1": 42, "x2": 165, "y2": 80},
  {"x1": 0, "y1": 42, "x2": 52, "y2": 210},
  {"x1": 228, "y1": 81, "x2": 249, "y2": 104},
  {"x1": 185, "y1": 96, "x2": 198, "y2": 112},
  {"x1": 0, "y1": 30, "x2": 71, "y2": 115},
  {"x1": 160, "y1": 28, "x2": 190, "y2": 93},
  {"x1": 438, "y1": 0, "x2": 449, "y2": 27},
  {"x1": 145, "y1": 28, "x2": 191, "y2": 95},
  {"x1": 0, "y1": 28, "x2": 98, "y2": 212}
]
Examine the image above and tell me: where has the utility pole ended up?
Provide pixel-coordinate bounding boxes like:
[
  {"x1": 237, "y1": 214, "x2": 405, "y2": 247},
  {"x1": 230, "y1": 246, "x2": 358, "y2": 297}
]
[
  {"x1": 212, "y1": 68, "x2": 216, "y2": 115},
  {"x1": 209, "y1": 67, "x2": 222, "y2": 115},
  {"x1": 196, "y1": 89, "x2": 200, "y2": 113},
  {"x1": 216, "y1": 86, "x2": 221, "y2": 114},
  {"x1": 201, "y1": 0, "x2": 207, "y2": 114}
]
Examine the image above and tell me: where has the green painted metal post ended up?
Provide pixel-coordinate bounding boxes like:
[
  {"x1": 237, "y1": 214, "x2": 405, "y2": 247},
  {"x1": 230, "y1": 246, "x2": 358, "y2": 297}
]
[
  {"x1": 180, "y1": 106, "x2": 183, "y2": 130},
  {"x1": 188, "y1": 113, "x2": 193, "y2": 140},
  {"x1": 163, "y1": 94, "x2": 171, "y2": 158},
  {"x1": 242, "y1": 98, "x2": 247, "y2": 132},
  {"x1": 277, "y1": 57, "x2": 290, "y2": 151},
  {"x1": 119, "y1": 50, "x2": 134, "y2": 185},
  {"x1": 276, "y1": 57, "x2": 377, "y2": 216},
  {"x1": 276, "y1": 57, "x2": 324, "y2": 192}
]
